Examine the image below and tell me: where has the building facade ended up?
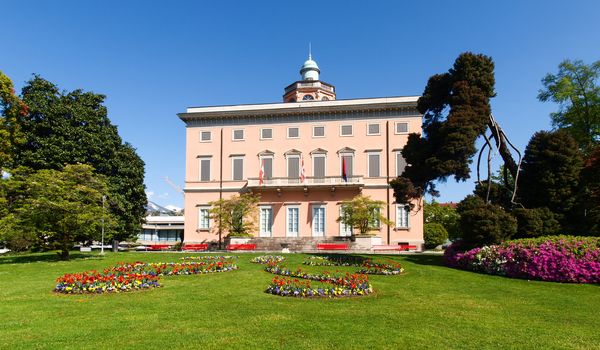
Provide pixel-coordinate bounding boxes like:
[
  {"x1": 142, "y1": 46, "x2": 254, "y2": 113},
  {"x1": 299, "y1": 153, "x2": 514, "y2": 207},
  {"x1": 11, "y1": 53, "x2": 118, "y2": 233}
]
[{"x1": 178, "y1": 56, "x2": 424, "y2": 249}]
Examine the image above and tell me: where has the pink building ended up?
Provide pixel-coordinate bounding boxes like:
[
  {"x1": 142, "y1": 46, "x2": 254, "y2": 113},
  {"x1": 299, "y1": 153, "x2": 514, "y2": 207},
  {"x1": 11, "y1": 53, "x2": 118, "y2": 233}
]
[{"x1": 178, "y1": 56, "x2": 424, "y2": 250}]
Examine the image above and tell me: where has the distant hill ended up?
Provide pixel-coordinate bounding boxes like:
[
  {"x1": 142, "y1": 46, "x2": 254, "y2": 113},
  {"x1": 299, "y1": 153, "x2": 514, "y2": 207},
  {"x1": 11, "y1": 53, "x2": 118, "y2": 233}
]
[{"x1": 146, "y1": 201, "x2": 177, "y2": 216}]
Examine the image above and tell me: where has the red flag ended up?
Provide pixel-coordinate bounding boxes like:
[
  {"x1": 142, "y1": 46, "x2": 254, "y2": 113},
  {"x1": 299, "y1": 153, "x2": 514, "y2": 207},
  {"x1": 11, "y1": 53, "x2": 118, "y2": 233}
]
[
  {"x1": 259, "y1": 159, "x2": 264, "y2": 185},
  {"x1": 342, "y1": 157, "x2": 348, "y2": 182}
]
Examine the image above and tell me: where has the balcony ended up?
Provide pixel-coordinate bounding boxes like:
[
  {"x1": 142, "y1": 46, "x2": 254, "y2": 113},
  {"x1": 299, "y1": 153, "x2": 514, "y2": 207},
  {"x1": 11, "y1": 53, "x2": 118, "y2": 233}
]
[{"x1": 247, "y1": 176, "x2": 363, "y2": 190}]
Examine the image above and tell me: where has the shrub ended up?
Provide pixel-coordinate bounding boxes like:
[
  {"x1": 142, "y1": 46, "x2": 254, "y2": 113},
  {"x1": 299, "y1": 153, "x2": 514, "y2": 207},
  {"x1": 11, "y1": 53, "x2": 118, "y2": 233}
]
[
  {"x1": 424, "y1": 223, "x2": 448, "y2": 249},
  {"x1": 457, "y1": 195, "x2": 517, "y2": 247},
  {"x1": 444, "y1": 235, "x2": 600, "y2": 283},
  {"x1": 513, "y1": 207, "x2": 560, "y2": 238}
]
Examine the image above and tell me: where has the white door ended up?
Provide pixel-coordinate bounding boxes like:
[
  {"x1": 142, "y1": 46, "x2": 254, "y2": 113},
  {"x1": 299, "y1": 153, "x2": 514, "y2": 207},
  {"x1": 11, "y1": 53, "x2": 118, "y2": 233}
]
[
  {"x1": 339, "y1": 207, "x2": 352, "y2": 237},
  {"x1": 312, "y1": 206, "x2": 325, "y2": 237},
  {"x1": 286, "y1": 207, "x2": 299, "y2": 237},
  {"x1": 260, "y1": 207, "x2": 272, "y2": 237}
]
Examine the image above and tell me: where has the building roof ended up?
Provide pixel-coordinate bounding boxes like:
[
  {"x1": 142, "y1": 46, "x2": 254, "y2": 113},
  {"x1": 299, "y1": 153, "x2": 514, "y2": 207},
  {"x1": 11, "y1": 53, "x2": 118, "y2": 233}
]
[{"x1": 179, "y1": 96, "x2": 420, "y2": 122}]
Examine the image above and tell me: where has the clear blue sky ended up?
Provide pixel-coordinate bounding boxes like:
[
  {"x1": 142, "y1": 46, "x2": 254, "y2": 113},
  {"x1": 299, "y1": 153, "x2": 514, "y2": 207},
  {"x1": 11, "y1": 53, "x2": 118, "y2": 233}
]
[{"x1": 2, "y1": 1, "x2": 599, "y2": 209}]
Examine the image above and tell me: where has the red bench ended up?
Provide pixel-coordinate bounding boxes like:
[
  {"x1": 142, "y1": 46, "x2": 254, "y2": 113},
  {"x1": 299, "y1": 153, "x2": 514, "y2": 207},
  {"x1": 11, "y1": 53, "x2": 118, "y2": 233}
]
[
  {"x1": 372, "y1": 244, "x2": 417, "y2": 251},
  {"x1": 317, "y1": 243, "x2": 349, "y2": 251},
  {"x1": 183, "y1": 243, "x2": 209, "y2": 251},
  {"x1": 227, "y1": 244, "x2": 256, "y2": 251},
  {"x1": 147, "y1": 244, "x2": 171, "y2": 251}
]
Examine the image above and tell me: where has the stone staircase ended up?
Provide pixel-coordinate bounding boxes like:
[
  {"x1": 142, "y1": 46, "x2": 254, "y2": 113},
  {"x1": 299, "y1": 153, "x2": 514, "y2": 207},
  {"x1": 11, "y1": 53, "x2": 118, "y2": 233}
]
[{"x1": 248, "y1": 236, "x2": 353, "y2": 252}]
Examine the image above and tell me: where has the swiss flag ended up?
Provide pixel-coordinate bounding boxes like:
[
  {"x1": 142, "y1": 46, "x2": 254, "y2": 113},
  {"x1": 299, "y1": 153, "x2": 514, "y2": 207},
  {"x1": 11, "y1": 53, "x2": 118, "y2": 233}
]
[{"x1": 259, "y1": 159, "x2": 265, "y2": 185}]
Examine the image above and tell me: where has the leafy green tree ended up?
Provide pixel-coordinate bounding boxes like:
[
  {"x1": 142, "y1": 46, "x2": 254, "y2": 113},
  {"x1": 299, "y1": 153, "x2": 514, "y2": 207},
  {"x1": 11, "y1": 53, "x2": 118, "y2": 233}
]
[
  {"x1": 424, "y1": 223, "x2": 448, "y2": 249},
  {"x1": 519, "y1": 130, "x2": 583, "y2": 228},
  {"x1": 391, "y1": 52, "x2": 519, "y2": 206},
  {"x1": 0, "y1": 164, "x2": 115, "y2": 259},
  {"x1": 456, "y1": 195, "x2": 517, "y2": 247},
  {"x1": 12, "y1": 75, "x2": 146, "y2": 242},
  {"x1": 0, "y1": 71, "x2": 27, "y2": 171},
  {"x1": 423, "y1": 201, "x2": 460, "y2": 239},
  {"x1": 209, "y1": 193, "x2": 260, "y2": 238},
  {"x1": 538, "y1": 59, "x2": 600, "y2": 153},
  {"x1": 337, "y1": 194, "x2": 393, "y2": 235}
]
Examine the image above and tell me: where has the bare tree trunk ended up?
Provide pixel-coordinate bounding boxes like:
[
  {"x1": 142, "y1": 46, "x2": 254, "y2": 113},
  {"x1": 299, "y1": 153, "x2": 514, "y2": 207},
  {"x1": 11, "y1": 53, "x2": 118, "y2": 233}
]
[{"x1": 488, "y1": 118, "x2": 518, "y2": 180}]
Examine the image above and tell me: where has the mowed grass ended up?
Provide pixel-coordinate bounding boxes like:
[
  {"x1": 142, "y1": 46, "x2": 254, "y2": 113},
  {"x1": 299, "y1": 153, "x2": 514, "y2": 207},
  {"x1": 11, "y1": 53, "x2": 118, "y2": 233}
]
[{"x1": 0, "y1": 252, "x2": 598, "y2": 349}]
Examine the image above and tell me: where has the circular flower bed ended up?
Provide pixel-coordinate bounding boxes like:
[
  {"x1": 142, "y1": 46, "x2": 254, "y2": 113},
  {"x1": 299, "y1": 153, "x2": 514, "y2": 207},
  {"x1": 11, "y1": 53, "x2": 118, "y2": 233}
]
[
  {"x1": 180, "y1": 256, "x2": 237, "y2": 261},
  {"x1": 55, "y1": 257, "x2": 238, "y2": 294},
  {"x1": 444, "y1": 235, "x2": 600, "y2": 284},
  {"x1": 303, "y1": 255, "x2": 404, "y2": 275},
  {"x1": 251, "y1": 255, "x2": 286, "y2": 264},
  {"x1": 263, "y1": 255, "x2": 404, "y2": 298}
]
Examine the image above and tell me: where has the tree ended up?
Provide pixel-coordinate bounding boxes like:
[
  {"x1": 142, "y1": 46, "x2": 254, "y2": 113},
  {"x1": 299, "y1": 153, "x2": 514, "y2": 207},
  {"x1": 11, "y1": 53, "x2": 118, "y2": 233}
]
[
  {"x1": 337, "y1": 195, "x2": 393, "y2": 235},
  {"x1": 519, "y1": 130, "x2": 583, "y2": 228},
  {"x1": 580, "y1": 145, "x2": 600, "y2": 235},
  {"x1": 512, "y1": 207, "x2": 560, "y2": 238},
  {"x1": 208, "y1": 193, "x2": 260, "y2": 238},
  {"x1": 456, "y1": 195, "x2": 517, "y2": 247},
  {"x1": 538, "y1": 59, "x2": 600, "y2": 153},
  {"x1": 0, "y1": 164, "x2": 116, "y2": 259},
  {"x1": 391, "y1": 52, "x2": 520, "y2": 207},
  {"x1": 12, "y1": 75, "x2": 146, "y2": 242},
  {"x1": 423, "y1": 201, "x2": 460, "y2": 239},
  {"x1": 424, "y1": 223, "x2": 448, "y2": 249},
  {"x1": 0, "y1": 71, "x2": 27, "y2": 172}
]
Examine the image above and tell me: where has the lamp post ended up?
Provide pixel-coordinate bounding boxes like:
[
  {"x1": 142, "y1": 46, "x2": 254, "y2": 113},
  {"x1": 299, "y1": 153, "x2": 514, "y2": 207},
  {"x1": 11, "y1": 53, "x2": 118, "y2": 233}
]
[{"x1": 101, "y1": 195, "x2": 106, "y2": 255}]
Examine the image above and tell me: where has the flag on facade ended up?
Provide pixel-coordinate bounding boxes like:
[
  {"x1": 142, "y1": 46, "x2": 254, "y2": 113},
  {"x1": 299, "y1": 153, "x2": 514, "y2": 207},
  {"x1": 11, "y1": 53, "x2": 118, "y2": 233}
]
[
  {"x1": 300, "y1": 156, "x2": 306, "y2": 183},
  {"x1": 342, "y1": 157, "x2": 348, "y2": 182},
  {"x1": 259, "y1": 159, "x2": 264, "y2": 185}
]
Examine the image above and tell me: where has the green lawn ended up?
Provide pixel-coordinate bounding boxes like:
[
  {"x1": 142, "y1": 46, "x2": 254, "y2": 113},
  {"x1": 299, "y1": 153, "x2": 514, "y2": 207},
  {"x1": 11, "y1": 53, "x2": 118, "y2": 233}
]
[{"x1": 0, "y1": 252, "x2": 598, "y2": 349}]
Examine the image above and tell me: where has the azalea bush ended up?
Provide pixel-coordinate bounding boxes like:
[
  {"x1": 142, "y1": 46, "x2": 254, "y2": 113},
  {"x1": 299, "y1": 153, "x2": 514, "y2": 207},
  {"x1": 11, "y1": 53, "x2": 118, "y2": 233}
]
[
  {"x1": 55, "y1": 257, "x2": 238, "y2": 294},
  {"x1": 445, "y1": 235, "x2": 600, "y2": 283}
]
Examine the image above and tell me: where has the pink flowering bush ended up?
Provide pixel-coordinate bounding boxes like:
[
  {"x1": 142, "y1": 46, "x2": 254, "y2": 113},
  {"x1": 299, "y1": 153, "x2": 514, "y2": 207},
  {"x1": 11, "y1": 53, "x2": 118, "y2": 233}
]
[{"x1": 445, "y1": 235, "x2": 600, "y2": 283}]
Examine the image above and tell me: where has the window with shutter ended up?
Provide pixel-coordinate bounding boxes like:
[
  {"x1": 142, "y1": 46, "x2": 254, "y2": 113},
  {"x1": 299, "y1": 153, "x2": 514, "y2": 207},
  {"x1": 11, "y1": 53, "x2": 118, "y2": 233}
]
[
  {"x1": 367, "y1": 123, "x2": 380, "y2": 135},
  {"x1": 199, "y1": 158, "x2": 211, "y2": 181},
  {"x1": 340, "y1": 125, "x2": 353, "y2": 136},
  {"x1": 261, "y1": 128, "x2": 273, "y2": 139},
  {"x1": 368, "y1": 153, "x2": 380, "y2": 177},
  {"x1": 313, "y1": 155, "x2": 325, "y2": 179},
  {"x1": 232, "y1": 129, "x2": 245, "y2": 140},
  {"x1": 395, "y1": 122, "x2": 408, "y2": 134},
  {"x1": 396, "y1": 152, "x2": 407, "y2": 176},
  {"x1": 200, "y1": 131, "x2": 211, "y2": 142},
  {"x1": 232, "y1": 157, "x2": 244, "y2": 180},
  {"x1": 287, "y1": 127, "x2": 299, "y2": 138},
  {"x1": 313, "y1": 126, "x2": 325, "y2": 137}
]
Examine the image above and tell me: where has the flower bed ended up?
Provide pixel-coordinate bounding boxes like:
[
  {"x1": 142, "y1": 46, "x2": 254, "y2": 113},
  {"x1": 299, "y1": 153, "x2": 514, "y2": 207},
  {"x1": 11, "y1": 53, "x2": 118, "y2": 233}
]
[
  {"x1": 251, "y1": 255, "x2": 286, "y2": 264},
  {"x1": 180, "y1": 256, "x2": 237, "y2": 261},
  {"x1": 303, "y1": 256, "x2": 404, "y2": 275},
  {"x1": 445, "y1": 235, "x2": 600, "y2": 283},
  {"x1": 55, "y1": 257, "x2": 238, "y2": 294},
  {"x1": 263, "y1": 255, "x2": 403, "y2": 298},
  {"x1": 265, "y1": 275, "x2": 372, "y2": 297}
]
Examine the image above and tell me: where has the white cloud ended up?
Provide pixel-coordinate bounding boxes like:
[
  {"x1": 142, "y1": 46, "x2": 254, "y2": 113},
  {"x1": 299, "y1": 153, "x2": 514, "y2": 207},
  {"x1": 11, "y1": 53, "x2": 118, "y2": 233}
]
[{"x1": 145, "y1": 190, "x2": 155, "y2": 198}]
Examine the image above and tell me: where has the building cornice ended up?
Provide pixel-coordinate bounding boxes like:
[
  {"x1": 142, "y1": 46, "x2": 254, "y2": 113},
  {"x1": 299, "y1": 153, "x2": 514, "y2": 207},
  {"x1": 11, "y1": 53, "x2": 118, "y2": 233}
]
[{"x1": 178, "y1": 96, "x2": 420, "y2": 124}]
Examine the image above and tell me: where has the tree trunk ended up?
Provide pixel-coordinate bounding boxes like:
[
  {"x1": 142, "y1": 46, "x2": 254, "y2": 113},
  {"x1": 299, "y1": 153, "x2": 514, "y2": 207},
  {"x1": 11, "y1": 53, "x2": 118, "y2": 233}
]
[
  {"x1": 488, "y1": 119, "x2": 518, "y2": 180},
  {"x1": 60, "y1": 246, "x2": 70, "y2": 260}
]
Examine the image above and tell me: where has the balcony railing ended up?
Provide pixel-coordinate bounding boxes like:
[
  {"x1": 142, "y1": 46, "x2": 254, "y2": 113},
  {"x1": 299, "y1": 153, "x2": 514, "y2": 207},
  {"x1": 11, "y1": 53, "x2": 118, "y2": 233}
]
[
  {"x1": 247, "y1": 176, "x2": 363, "y2": 188},
  {"x1": 284, "y1": 81, "x2": 335, "y2": 94}
]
